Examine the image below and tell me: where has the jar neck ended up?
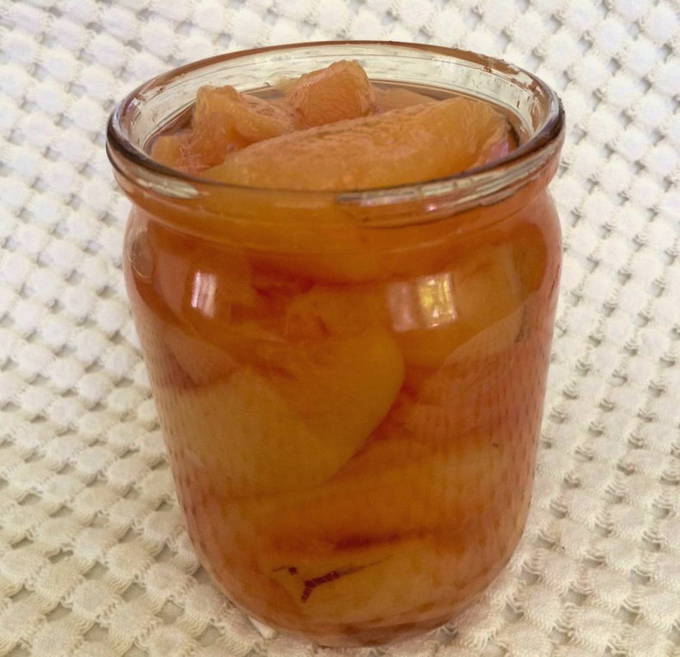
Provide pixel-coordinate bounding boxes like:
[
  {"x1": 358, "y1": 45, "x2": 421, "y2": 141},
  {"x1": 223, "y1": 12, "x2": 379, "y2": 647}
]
[{"x1": 107, "y1": 41, "x2": 564, "y2": 238}]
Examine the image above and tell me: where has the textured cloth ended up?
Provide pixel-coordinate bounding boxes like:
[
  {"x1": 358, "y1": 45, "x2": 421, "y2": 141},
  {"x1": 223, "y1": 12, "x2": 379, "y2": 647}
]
[{"x1": 1, "y1": 1, "x2": 679, "y2": 656}]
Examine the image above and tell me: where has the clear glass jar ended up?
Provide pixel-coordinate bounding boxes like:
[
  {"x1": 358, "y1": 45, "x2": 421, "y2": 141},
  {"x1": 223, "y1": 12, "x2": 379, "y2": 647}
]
[{"x1": 107, "y1": 41, "x2": 564, "y2": 646}]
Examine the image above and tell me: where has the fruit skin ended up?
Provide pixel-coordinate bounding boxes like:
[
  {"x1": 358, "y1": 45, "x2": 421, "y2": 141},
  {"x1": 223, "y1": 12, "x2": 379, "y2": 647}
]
[{"x1": 206, "y1": 96, "x2": 510, "y2": 191}]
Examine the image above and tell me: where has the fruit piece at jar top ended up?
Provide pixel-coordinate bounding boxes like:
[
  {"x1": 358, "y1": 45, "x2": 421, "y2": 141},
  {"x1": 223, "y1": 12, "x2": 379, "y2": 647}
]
[{"x1": 150, "y1": 59, "x2": 516, "y2": 186}]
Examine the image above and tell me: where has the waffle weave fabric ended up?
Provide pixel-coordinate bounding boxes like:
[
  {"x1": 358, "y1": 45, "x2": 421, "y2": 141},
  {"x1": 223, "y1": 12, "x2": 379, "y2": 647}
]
[{"x1": 0, "y1": 1, "x2": 679, "y2": 656}]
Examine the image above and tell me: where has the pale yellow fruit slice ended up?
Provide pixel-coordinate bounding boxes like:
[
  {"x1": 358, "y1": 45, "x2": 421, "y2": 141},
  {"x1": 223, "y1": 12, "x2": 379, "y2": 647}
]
[
  {"x1": 266, "y1": 536, "x2": 448, "y2": 625},
  {"x1": 159, "y1": 329, "x2": 404, "y2": 497},
  {"x1": 232, "y1": 428, "x2": 502, "y2": 557}
]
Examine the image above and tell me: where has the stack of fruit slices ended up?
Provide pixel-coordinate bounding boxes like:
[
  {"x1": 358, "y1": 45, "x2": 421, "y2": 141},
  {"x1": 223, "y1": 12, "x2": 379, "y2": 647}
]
[{"x1": 137, "y1": 59, "x2": 541, "y2": 628}]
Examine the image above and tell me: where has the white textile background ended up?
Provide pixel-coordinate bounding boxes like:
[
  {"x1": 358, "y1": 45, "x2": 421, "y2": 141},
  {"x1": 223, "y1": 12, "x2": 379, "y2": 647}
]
[{"x1": 1, "y1": 1, "x2": 679, "y2": 656}]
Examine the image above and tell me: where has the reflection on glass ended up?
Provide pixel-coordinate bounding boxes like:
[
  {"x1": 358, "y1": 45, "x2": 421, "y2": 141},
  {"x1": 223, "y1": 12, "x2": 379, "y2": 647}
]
[
  {"x1": 130, "y1": 227, "x2": 153, "y2": 281},
  {"x1": 190, "y1": 270, "x2": 217, "y2": 318},
  {"x1": 387, "y1": 272, "x2": 457, "y2": 332},
  {"x1": 417, "y1": 274, "x2": 457, "y2": 328}
]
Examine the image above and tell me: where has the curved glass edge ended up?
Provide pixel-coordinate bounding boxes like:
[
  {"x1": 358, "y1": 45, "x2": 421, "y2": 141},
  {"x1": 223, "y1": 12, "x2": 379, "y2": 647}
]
[{"x1": 107, "y1": 40, "x2": 564, "y2": 211}]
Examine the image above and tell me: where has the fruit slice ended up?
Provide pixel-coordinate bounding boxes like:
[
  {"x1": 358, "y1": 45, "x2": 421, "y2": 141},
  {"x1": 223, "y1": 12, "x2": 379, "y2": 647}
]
[
  {"x1": 392, "y1": 244, "x2": 524, "y2": 369},
  {"x1": 406, "y1": 321, "x2": 548, "y2": 441},
  {"x1": 473, "y1": 120, "x2": 516, "y2": 168},
  {"x1": 441, "y1": 305, "x2": 524, "y2": 365},
  {"x1": 283, "y1": 284, "x2": 389, "y2": 338},
  {"x1": 159, "y1": 368, "x2": 336, "y2": 496},
  {"x1": 374, "y1": 87, "x2": 436, "y2": 112},
  {"x1": 266, "y1": 536, "x2": 448, "y2": 624},
  {"x1": 151, "y1": 130, "x2": 193, "y2": 170},
  {"x1": 205, "y1": 96, "x2": 511, "y2": 190},
  {"x1": 232, "y1": 426, "x2": 502, "y2": 557},
  {"x1": 260, "y1": 330, "x2": 404, "y2": 444},
  {"x1": 159, "y1": 329, "x2": 404, "y2": 497},
  {"x1": 447, "y1": 243, "x2": 523, "y2": 357},
  {"x1": 162, "y1": 325, "x2": 236, "y2": 386},
  {"x1": 151, "y1": 86, "x2": 296, "y2": 172},
  {"x1": 133, "y1": 315, "x2": 196, "y2": 390},
  {"x1": 285, "y1": 60, "x2": 374, "y2": 127}
]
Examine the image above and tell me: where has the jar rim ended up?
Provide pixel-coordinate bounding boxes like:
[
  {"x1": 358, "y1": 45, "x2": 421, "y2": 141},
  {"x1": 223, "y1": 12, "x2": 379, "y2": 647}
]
[{"x1": 107, "y1": 40, "x2": 564, "y2": 210}]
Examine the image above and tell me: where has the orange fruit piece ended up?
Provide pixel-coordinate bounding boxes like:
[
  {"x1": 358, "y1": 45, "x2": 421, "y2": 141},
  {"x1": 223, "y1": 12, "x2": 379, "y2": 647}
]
[
  {"x1": 197, "y1": 86, "x2": 296, "y2": 142},
  {"x1": 151, "y1": 86, "x2": 296, "y2": 172},
  {"x1": 231, "y1": 427, "x2": 502, "y2": 563},
  {"x1": 190, "y1": 85, "x2": 296, "y2": 167},
  {"x1": 150, "y1": 130, "x2": 193, "y2": 170},
  {"x1": 206, "y1": 96, "x2": 511, "y2": 190},
  {"x1": 285, "y1": 60, "x2": 374, "y2": 128},
  {"x1": 283, "y1": 284, "x2": 389, "y2": 338},
  {"x1": 156, "y1": 329, "x2": 404, "y2": 497}
]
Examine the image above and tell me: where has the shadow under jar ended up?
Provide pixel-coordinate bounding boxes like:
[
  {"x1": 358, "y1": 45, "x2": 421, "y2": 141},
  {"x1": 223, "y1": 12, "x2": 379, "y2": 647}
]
[{"x1": 107, "y1": 41, "x2": 564, "y2": 647}]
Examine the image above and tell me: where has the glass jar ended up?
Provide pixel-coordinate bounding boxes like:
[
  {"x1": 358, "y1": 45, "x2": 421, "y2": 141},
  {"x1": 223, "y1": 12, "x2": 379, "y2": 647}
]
[{"x1": 107, "y1": 41, "x2": 564, "y2": 646}]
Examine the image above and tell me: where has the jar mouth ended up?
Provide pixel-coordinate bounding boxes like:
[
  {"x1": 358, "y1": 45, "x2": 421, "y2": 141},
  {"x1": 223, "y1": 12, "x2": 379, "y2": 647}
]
[{"x1": 107, "y1": 40, "x2": 564, "y2": 209}]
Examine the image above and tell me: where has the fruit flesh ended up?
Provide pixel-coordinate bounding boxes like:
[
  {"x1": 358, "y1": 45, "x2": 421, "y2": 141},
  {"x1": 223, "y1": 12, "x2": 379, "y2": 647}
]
[
  {"x1": 160, "y1": 330, "x2": 404, "y2": 497},
  {"x1": 150, "y1": 59, "x2": 513, "y2": 187},
  {"x1": 151, "y1": 85, "x2": 297, "y2": 172},
  {"x1": 285, "y1": 59, "x2": 375, "y2": 127},
  {"x1": 125, "y1": 61, "x2": 561, "y2": 645},
  {"x1": 205, "y1": 97, "x2": 510, "y2": 190}
]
